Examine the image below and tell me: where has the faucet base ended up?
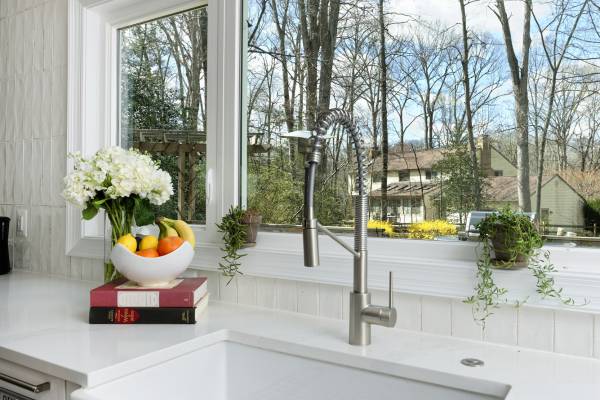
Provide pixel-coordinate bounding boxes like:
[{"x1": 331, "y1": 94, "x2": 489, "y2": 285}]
[{"x1": 349, "y1": 292, "x2": 371, "y2": 346}]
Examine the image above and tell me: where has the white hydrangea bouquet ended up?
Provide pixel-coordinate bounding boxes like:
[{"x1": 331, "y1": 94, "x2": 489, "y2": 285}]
[{"x1": 63, "y1": 147, "x2": 173, "y2": 281}]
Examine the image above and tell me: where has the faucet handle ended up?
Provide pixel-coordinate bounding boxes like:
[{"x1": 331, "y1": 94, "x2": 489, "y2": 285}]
[{"x1": 388, "y1": 271, "x2": 394, "y2": 309}]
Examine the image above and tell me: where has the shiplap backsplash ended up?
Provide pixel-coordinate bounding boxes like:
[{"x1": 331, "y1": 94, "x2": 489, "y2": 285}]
[{"x1": 1, "y1": 0, "x2": 599, "y2": 362}]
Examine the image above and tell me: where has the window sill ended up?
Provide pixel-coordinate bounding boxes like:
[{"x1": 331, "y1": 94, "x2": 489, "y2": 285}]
[{"x1": 191, "y1": 231, "x2": 600, "y2": 313}]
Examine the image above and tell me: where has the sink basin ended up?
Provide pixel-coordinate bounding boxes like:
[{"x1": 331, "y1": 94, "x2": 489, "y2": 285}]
[{"x1": 72, "y1": 332, "x2": 510, "y2": 400}]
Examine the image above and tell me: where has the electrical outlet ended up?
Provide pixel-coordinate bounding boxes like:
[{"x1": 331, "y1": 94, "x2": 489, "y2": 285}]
[{"x1": 16, "y1": 208, "x2": 28, "y2": 238}]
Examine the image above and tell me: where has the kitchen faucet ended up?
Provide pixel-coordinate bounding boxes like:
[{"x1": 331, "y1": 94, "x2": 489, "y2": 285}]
[{"x1": 301, "y1": 109, "x2": 397, "y2": 346}]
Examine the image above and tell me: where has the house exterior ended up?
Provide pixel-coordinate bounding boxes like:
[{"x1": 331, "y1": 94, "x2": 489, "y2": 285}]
[
  {"x1": 487, "y1": 175, "x2": 586, "y2": 227},
  {"x1": 367, "y1": 137, "x2": 586, "y2": 227}
]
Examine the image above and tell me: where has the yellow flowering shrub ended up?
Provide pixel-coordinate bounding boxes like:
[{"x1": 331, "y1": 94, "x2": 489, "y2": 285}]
[
  {"x1": 408, "y1": 220, "x2": 457, "y2": 240},
  {"x1": 368, "y1": 220, "x2": 396, "y2": 237}
]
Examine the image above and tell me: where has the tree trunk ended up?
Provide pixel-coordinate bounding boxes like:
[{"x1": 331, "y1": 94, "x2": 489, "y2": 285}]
[
  {"x1": 378, "y1": 0, "x2": 389, "y2": 221},
  {"x1": 459, "y1": 0, "x2": 481, "y2": 209},
  {"x1": 495, "y1": 0, "x2": 532, "y2": 211}
]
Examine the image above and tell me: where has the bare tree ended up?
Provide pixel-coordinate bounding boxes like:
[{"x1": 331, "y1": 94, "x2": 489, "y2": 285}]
[
  {"x1": 493, "y1": 0, "x2": 533, "y2": 211},
  {"x1": 406, "y1": 22, "x2": 457, "y2": 149},
  {"x1": 378, "y1": 0, "x2": 390, "y2": 220},
  {"x1": 459, "y1": 0, "x2": 481, "y2": 208},
  {"x1": 531, "y1": 0, "x2": 589, "y2": 219}
]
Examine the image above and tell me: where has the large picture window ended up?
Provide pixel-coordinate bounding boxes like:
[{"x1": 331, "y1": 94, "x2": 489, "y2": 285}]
[
  {"x1": 119, "y1": 6, "x2": 208, "y2": 224},
  {"x1": 245, "y1": 0, "x2": 600, "y2": 247}
]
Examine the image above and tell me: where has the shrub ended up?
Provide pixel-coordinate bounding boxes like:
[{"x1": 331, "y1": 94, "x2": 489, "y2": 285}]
[
  {"x1": 368, "y1": 220, "x2": 395, "y2": 237},
  {"x1": 584, "y1": 199, "x2": 600, "y2": 226},
  {"x1": 408, "y1": 220, "x2": 457, "y2": 240}
]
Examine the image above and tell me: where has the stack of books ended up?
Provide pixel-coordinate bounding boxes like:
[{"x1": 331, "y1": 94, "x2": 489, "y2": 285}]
[{"x1": 89, "y1": 277, "x2": 209, "y2": 324}]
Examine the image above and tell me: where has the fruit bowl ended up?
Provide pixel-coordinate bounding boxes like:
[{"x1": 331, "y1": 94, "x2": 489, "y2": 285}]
[{"x1": 110, "y1": 242, "x2": 194, "y2": 287}]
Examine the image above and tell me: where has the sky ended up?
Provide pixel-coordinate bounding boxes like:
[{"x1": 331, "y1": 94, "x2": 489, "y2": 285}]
[{"x1": 390, "y1": 0, "x2": 551, "y2": 53}]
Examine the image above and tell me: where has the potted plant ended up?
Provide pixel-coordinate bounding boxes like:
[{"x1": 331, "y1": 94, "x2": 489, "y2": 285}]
[
  {"x1": 477, "y1": 209, "x2": 542, "y2": 268},
  {"x1": 216, "y1": 206, "x2": 247, "y2": 284},
  {"x1": 241, "y1": 208, "x2": 262, "y2": 245},
  {"x1": 465, "y1": 208, "x2": 584, "y2": 326}
]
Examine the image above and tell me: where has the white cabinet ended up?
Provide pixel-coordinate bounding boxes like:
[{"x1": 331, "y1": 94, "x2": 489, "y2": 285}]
[{"x1": 0, "y1": 358, "x2": 67, "y2": 400}]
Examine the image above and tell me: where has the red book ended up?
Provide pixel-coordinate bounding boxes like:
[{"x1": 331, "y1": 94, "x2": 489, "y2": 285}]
[{"x1": 90, "y1": 277, "x2": 207, "y2": 308}]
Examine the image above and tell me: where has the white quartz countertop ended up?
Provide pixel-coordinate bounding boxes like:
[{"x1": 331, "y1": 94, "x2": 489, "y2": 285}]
[{"x1": 1, "y1": 272, "x2": 599, "y2": 399}]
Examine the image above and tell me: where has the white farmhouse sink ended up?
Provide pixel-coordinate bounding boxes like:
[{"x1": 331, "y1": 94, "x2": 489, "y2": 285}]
[{"x1": 72, "y1": 332, "x2": 510, "y2": 400}]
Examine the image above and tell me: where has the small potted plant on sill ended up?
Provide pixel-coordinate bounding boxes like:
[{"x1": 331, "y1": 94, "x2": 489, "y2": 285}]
[
  {"x1": 477, "y1": 208, "x2": 542, "y2": 269},
  {"x1": 241, "y1": 208, "x2": 262, "y2": 245},
  {"x1": 216, "y1": 206, "x2": 263, "y2": 284},
  {"x1": 465, "y1": 207, "x2": 585, "y2": 326}
]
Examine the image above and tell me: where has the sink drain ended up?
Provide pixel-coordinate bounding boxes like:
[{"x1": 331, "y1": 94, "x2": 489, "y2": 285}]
[{"x1": 461, "y1": 358, "x2": 484, "y2": 367}]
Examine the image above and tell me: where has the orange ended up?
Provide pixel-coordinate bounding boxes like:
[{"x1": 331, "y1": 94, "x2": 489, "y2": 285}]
[
  {"x1": 135, "y1": 248, "x2": 160, "y2": 258},
  {"x1": 157, "y1": 236, "x2": 184, "y2": 256}
]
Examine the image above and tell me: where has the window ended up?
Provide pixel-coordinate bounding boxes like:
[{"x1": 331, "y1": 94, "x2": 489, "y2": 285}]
[
  {"x1": 243, "y1": 0, "x2": 600, "y2": 246},
  {"x1": 119, "y1": 7, "x2": 208, "y2": 224}
]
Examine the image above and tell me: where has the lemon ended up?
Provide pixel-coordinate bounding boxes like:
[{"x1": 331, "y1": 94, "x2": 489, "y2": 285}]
[
  {"x1": 117, "y1": 234, "x2": 137, "y2": 253},
  {"x1": 139, "y1": 235, "x2": 159, "y2": 251}
]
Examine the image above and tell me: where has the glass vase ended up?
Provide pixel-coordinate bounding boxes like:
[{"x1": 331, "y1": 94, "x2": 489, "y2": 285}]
[{"x1": 103, "y1": 207, "x2": 133, "y2": 283}]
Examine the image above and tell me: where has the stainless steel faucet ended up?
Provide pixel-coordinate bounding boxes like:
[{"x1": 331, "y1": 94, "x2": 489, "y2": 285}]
[{"x1": 301, "y1": 109, "x2": 397, "y2": 346}]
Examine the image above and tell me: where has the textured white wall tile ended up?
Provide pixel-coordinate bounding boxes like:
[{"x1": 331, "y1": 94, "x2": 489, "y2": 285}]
[
  {"x1": 52, "y1": 0, "x2": 67, "y2": 67},
  {"x1": 29, "y1": 207, "x2": 41, "y2": 273},
  {"x1": 40, "y1": 208, "x2": 51, "y2": 273},
  {"x1": 342, "y1": 287, "x2": 351, "y2": 320},
  {"x1": 219, "y1": 274, "x2": 238, "y2": 303},
  {"x1": 297, "y1": 282, "x2": 319, "y2": 316},
  {"x1": 41, "y1": 138, "x2": 52, "y2": 205},
  {"x1": 41, "y1": 72, "x2": 51, "y2": 138},
  {"x1": 451, "y1": 300, "x2": 483, "y2": 340},
  {"x1": 256, "y1": 277, "x2": 276, "y2": 309},
  {"x1": 14, "y1": 13, "x2": 23, "y2": 69},
  {"x1": 48, "y1": 207, "x2": 66, "y2": 276},
  {"x1": 30, "y1": 139, "x2": 42, "y2": 205},
  {"x1": 197, "y1": 270, "x2": 220, "y2": 301},
  {"x1": 0, "y1": 143, "x2": 5, "y2": 204},
  {"x1": 394, "y1": 293, "x2": 422, "y2": 331},
  {"x1": 318, "y1": 284, "x2": 343, "y2": 320},
  {"x1": 42, "y1": 1, "x2": 53, "y2": 70},
  {"x1": 13, "y1": 141, "x2": 23, "y2": 204},
  {"x1": 51, "y1": 135, "x2": 66, "y2": 205},
  {"x1": 517, "y1": 307, "x2": 554, "y2": 351},
  {"x1": 237, "y1": 275, "x2": 257, "y2": 306},
  {"x1": 69, "y1": 257, "x2": 83, "y2": 280},
  {"x1": 32, "y1": 7, "x2": 43, "y2": 72},
  {"x1": 275, "y1": 279, "x2": 297, "y2": 312},
  {"x1": 4, "y1": 141, "x2": 14, "y2": 204},
  {"x1": 422, "y1": 296, "x2": 451, "y2": 336},
  {"x1": 555, "y1": 311, "x2": 594, "y2": 357},
  {"x1": 484, "y1": 305, "x2": 518, "y2": 346},
  {"x1": 5, "y1": 78, "x2": 14, "y2": 140},
  {"x1": 51, "y1": 66, "x2": 67, "y2": 136},
  {"x1": 22, "y1": 9, "x2": 33, "y2": 75},
  {"x1": 594, "y1": 315, "x2": 600, "y2": 359}
]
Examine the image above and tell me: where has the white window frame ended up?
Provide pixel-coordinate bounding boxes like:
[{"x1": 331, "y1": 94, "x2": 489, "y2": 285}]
[
  {"x1": 66, "y1": 0, "x2": 600, "y2": 312},
  {"x1": 66, "y1": 0, "x2": 241, "y2": 254}
]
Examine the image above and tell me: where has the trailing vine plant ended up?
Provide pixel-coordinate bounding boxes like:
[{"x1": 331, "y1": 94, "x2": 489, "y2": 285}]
[
  {"x1": 216, "y1": 206, "x2": 247, "y2": 284},
  {"x1": 465, "y1": 208, "x2": 583, "y2": 327}
]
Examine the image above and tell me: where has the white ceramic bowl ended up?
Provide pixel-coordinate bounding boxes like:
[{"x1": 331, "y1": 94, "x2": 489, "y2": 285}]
[{"x1": 110, "y1": 241, "x2": 194, "y2": 287}]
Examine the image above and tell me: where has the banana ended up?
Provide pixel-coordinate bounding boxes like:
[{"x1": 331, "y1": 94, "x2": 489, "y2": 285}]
[
  {"x1": 162, "y1": 217, "x2": 196, "y2": 247},
  {"x1": 157, "y1": 219, "x2": 178, "y2": 239}
]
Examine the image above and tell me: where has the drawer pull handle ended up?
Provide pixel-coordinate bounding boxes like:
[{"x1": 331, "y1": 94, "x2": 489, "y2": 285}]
[{"x1": 0, "y1": 372, "x2": 50, "y2": 393}]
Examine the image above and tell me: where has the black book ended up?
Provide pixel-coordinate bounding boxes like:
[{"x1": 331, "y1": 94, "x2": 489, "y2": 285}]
[{"x1": 89, "y1": 294, "x2": 209, "y2": 324}]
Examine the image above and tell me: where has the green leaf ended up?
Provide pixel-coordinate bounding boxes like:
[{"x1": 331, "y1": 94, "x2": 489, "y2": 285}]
[
  {"x1": 93, "y1": 198, "x2": 107, "y2": 208},
  {"x1": 82, "y1": 204, "x2": 99, "y2": 220},
  {"x1": 134, "y1": 197, "x2": 154, "y2": 226}
]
